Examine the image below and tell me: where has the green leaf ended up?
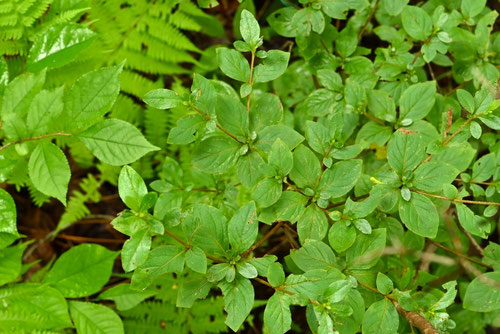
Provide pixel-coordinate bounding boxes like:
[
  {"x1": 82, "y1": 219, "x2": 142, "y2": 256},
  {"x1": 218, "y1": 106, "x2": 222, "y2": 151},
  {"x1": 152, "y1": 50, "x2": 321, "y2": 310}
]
[
  {"x1": 186, "y1": 204, "x2": 229, "y2": 258},
  {"x1": 269, "y1": 138, "x2": 293, "y2": 176},
  {"x1": 177, "y1": 274, "x2": 212, "y2": 308},
  {"x1": 346, "y1": 228, "x2": 386, "y2": 270},
  {"x1": 121, "y1": 228, "x2": 151, "y2": 272},
  {"x1": 27, "y1": 87, "x2": 64, "y2": 136},
  {"x1": 412, "y1": 161, "x2": 459, "y2": 192},
  {"x1": 249, "y1": 93, "x2": 283, "y2": 132},
  {"x1": 297, "y1": 205, "x2": 328, "y2": 243},
  {"x1": 367, "y1": 90, "x2": 396, "y2": 122},
  {"x1": 253, "y1": 50, "x2": 290, "y2": 83},
  {"x1": 1, "y1": 70, "x2": 46, "y2": 140},
  {"x1": 456, "y1": 203, "x2": 489, "y2": 238},
  {"x1": 387, "y1": 131, "x2": 425, "y2": 177},
  {"x1": 143, "y1": 89, "x2": 184, "y2": 109},
  {"x1": 399, "y1": 81, "x2": 436, "y2": 121},
  {"x1": 399, "y1": 192, "x2": 439, "y2": 238},
  {"x1": 69, "y1": 301, "x2": 124, "y2": 334},
  {"x1": 319, "y1": 0, "x2": 368, "y2": 19},
  {"x1": 264, "y1": 292, "x2": 292, "y2": 334},
  {"x1": 259, "y1": 191, "x2": 308, "y2": 224},
  {"x1": 43, "y1": 244, "x2": 118, "y2": 297},
  {"x1": 290, "y1": 240, "x2": 336, "y2": 271},
  {"x1": 464, "y1": 272, "x2": 500, "y2": 312},
  {"x1": 0, "y1": 283, "x2": 72, "y2": 330},
  {"x1": 472, "y1": 153, "x2": 495, "y2": 182},
  {"x1": 0, "y1": 244, "x2": 25, "y2": 286},
  {"x1": 461, "y1": 0, "x2": 486, "y2": 18},
  {"x1": 289, "y1": 145, "x2": 321, "y2": 188},
  {"x1": 168, "y1": 114, "x2": 206, "y2": 144},
  {"x1": 432, "y1": 281, "x2": 457, "y2": 311},
  {"x1": 216, "y1": 94, "x2": 248, "y2": 138},
  {"x1": 118, "y1": 166, "x2": 147, "y2": 211},
  {"x1": 236, "y1": 151, "x2": 266, "y2": 187},
  {"x1": 456, "y1": 89, "x2": 475, "y2": 112},
  {"x1": 253, "y1": 178, "x2": 283, "y2": 208},
  {"x1": 362, "y1": 298, "x2": 398, "y2": 334},
  {"x1": 267, "y1": 262, "x2": 285, "y2": 287},
  {"x1": 65, "y1": 63, "x2": 123, "y2": 130},
  {"x1": 131, "y1": 245, "x2": 186, "y2": 290},
  {"x1": 376, "y1": 273, "x2": 393, "y2": 294},
  {"x1": 318, "y1": 160, "x2": 362, "y2": 198},
  {"x1": 329, "y1": 222, "x2": 356, "y2": 253},
  {"x1": 78, "y1": 119, "x2": 160, "y2": 166},
  {"x1": 193, "y1": 135, "x2": 241, "y2": 173},
  {"x1": 186, "y1": 246, "x2": 207, "y2": 274},
  {"x1": 254, "y1": 125, "x2": 304, "y2": 153},
  {"x1": 384, "y1": 0, "x2": 408, "y2": 16},
  {"x1": 28, "y1": 142, "x2": 71, "y2": 205},
  {"x1": 219, "y1": 276, "x2": 254, "y2": 331},
  {"x1": 305, "y1": 121, "x2": 330, "y2": 155},
  {"x1": 240, "y1": 9, "x2": 260, "y2": 46},
  {"x1": 0, "y1": 189, "x2": 19, "y2": 243},
  {"x1": 217, "y1": 48, "x2": 250, "y2": 82},
  {"x1": 228, "y1": 201, "x2": 258, "y2": 254},
  {"x1": 401, "y1": 6, "x2": 433, "y2": 41},
  {"x1": 97, "y1": 283, "x2": 155, "y2": 311},
  {"x1": 27, "y1": 23, "x2": 96, "y2": 71},
  {"x1": 237, "y1": 262, "x2": 258, "y2": 279}
]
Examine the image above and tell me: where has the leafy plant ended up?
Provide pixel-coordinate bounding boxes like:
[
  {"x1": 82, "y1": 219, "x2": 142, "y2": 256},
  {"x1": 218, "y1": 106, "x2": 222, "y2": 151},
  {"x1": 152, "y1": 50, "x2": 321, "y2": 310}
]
[{"x1": 1, "y1": 0, "x2": 500, "y2": 333}]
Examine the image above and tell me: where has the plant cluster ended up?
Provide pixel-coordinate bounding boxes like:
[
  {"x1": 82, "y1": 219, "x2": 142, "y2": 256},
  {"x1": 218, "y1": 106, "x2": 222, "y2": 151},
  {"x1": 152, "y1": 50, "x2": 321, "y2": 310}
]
[{"x1": 0, "y1": 0, "x2": 500, "y2": 333}]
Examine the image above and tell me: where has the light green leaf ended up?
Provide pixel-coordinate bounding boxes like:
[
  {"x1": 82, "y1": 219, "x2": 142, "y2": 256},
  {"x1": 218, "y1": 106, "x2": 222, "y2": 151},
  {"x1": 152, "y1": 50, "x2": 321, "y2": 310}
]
[
  {"x1": 329, "y1": 222, "x2": 356, "y2": 253},
  {"x1": 319, "y1": 0, "x2": 368, "y2": 19},
  {"x1": 267, "y1": 263, "x2": 285, "y2": 287},
  {"x1": 131, "y1": 245, "x2": 186, "y2": 290},
  {"x1": 193, "y1": 135, "x2": 241, "y2": 173},
  {"x1": 461, "y1": 0, "x2": 486, "y2": 18},
  {"x1": 362, "y1": 298, "x2": 398, "y2": 334},
  {"x1": 186, "y1": 246, "x2": 207, "y2": 274},
  {"x1": 168, "y1": 114, "x2": 206, "y2": 145},
  {"x1": 236, "y1": 151, "x2": 266, "y2": 187},
  {"x1": 28, "y1": 142, "x2": 70, "y2": 205},
  {"x1": 401, "y1": 6, "x2": 433, "y2": 41},
  {"x1": 65, "y1": 63, "x2": 123, "y2": 130},
  {"x1": 97, "y1": 283, "x2": 155, "y2": 311},
  {"x1": 43, "y1": 244, "x2": 118, "y2": 297},
  {"x1": 269, "y1": 138, "x2": 293, "y2": 176},
  {"x1": 143, "y1": 89, "x2": 184, "y2": 109},
  {"x1": 69, "y1": 301, "x2": 124, "y2": 334},
  {"x1": 259, "y1": 191, "x2": 308, "y2": 224},
  {"x1": 384, "y1": 0, "x2": 408, "y2": 16},
  {"x1": 412, "y1": 161, "x2": 459, "y2": 192},
  {"x1": 228, "y1": 201, "x2": 258, "y2": 254},
  {"x1": 399, "y1": 192, "x2": 439, "y2": 238},
  {"x1": 27, "y1": 87, "x2": 64, "y2": 136},
  {"x1": 253, "y1": 178, "x2": 283, "y2": 208},
  {"x1": 176, "y1": 274, "x2": 212, "y2": 308},
  {"x1": 0, "y1": 244, "x2": 25, "y2": 286},
  {"x1": 121, "y1": 228, "x2": 151, "y2": 272},
  {"x1": 216, "y1": 94, "x2": 248, "y2": 138},
  {"x1": 237, "y1": 262, "x2": 258, "y2": 279},
  {"x1": 118, "y1": 166, "x2": 147, "y2": 211},
  {"x1": 376, "y1": 273, "x2": 393, "y2": 295},
  {"x1": 387, "y1": 130, "x2": 425, "y2": 177},
  {"x1": 289, "y1": 145, "x2": 321, "y2": 188},
  {"x1": 346, "y1": 228, "x2": 386, "y2": 270},
  {"x1": 253, "y1": 50, "x2": 290, "y2": 83},
  {"x1": 305, "y1": 120, "x2": 330, "y2": 155},
  {"x1": 264, "y1": 292, "x2": 292, "y2": 334},
  {"x1": 399, "y1": 81, "x2": 436, "y2": 120},
  {"x1": 255, "y1": 125, "x2": 304, "y2": 152},
  {"x1": 219, "y1": 276, "x2": 254, "y2": 331},
  {"x1": 456, "y1": 203, "x2": 489, "y2": 238},
  {"x1": 367, "y1": 89, "x2": 396, "y2": 122},
  {"x1": 472, "y1": 153, "x2": 495, "y2": 182},
  {"x1": 0, "y1": 189, "x2": 19, "y2": 243},
  {"x1": 432, "y1": 281, "x2": 457, "y2": 311},
  {"x1": 464, "y1": 272, "x2": 500, "y2": 312},
  {"x1": 249, "y1": 93, "x2": 283, "y2": 132},
  {"x1": 318, "y1": 159, "x2": 362, "y2": 198},
  {"x1": 297, "y1": 205, "x2": 328, "y2": 243},
  {"x1": 27, "y1": 23, "x2": 96, "y2": 71},
  {"x1": 290, "y1": 240, "x2": 336, "y2": 271},
  {"x1": 78, "y1": 119, "x2": 160, "y2": 166},
  {"x1": 240, "y1": 9, "x2": 260, "y2": 46},
  {"x1": 217, "y1": 48, "x2": 250, "y2": 82}
]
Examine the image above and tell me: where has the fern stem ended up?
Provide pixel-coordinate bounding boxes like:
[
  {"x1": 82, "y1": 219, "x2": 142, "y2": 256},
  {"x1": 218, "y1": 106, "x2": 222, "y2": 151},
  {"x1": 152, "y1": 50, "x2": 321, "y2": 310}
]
[{"x1": 0, "y1": 132, "x2": 72, "y2": 152}]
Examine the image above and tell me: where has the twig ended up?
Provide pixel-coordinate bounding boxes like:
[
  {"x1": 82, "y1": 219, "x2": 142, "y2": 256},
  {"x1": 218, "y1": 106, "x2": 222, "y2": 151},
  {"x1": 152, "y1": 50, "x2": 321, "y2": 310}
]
[
  {"x1": 246, "y1": 51, "x2": 256, "y2": 112},
  {"x1": 430, "y1": 241, "x2": 492, "y2": 269},
  {"x1": 358, "y1": 0, "x2": 380, "y2": 40},
  {"x1": 242, "y1": 221, "x2": 284, "y2": 258},
  {"x1": 0, "y1": 132, "x2": 72, "y2": 152},
  {"x1": 412, "y1": 189, "x2": 500, "y2": 206},
  {"x1": 190, "y1": 104, "x2": 243, "y2": 144}
]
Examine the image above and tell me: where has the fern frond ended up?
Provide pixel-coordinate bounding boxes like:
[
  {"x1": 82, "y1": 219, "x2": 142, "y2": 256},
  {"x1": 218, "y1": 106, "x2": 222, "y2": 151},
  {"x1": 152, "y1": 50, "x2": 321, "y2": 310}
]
[{"x1": 27, "y1": 182, "x2": 50, "y2": 207}]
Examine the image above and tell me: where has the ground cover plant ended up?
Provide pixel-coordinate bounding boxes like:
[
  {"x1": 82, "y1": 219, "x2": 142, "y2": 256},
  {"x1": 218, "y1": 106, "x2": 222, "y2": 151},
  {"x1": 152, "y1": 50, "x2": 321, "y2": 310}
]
[{"x1": 0, "y1": 0, "x2": 500, "y2": 333}]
